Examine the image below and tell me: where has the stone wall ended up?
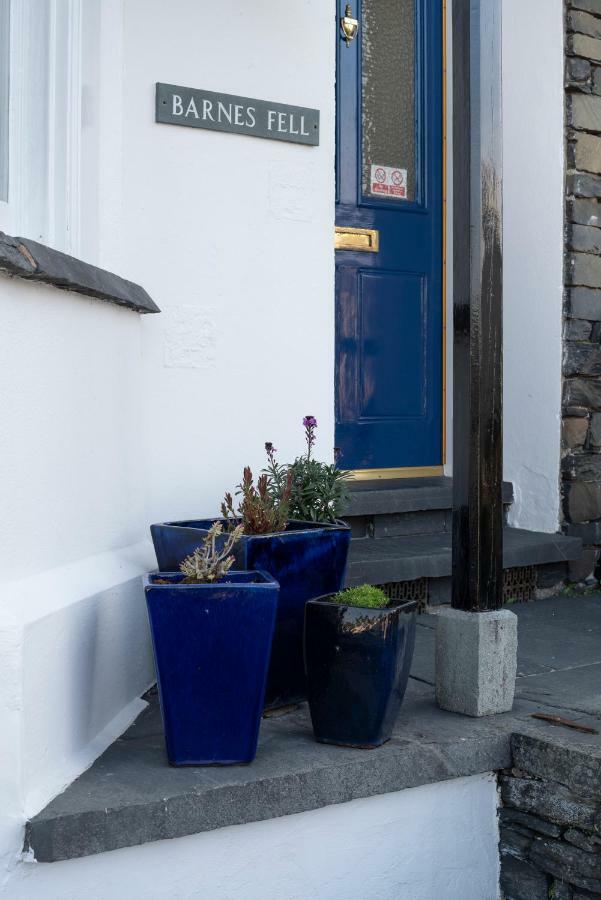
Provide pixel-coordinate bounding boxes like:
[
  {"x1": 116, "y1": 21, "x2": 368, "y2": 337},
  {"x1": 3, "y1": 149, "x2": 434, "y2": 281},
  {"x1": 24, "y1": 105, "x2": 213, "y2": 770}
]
[
  {"x1": 563, "y1": 0, "x2": 601, "y2": 579},
  {"x1": 500, "y1": 732, "x2": 601, "y2": 899}
]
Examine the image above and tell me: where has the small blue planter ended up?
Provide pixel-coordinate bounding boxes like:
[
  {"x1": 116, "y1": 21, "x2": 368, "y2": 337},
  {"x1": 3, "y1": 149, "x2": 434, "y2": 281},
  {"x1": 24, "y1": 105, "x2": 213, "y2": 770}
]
[
  {"x1": 144, "y1": 571, "x2": 278, "y2": 766},
  {"x1": 151, "y1": 519, "x2": 351, "y2": 708},
  {"x1": 304, "y1": 597, "x2": 417, "y2": 748}
]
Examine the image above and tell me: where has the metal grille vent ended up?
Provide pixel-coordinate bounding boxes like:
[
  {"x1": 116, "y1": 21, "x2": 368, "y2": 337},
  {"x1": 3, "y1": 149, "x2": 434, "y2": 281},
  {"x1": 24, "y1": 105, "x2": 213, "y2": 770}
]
[
  {"x1": 380, "y1": 578, "x2": 428, "y2": 609},
  {"x1": 503, "y1": 566, "x2": 537, "y2": 604}
]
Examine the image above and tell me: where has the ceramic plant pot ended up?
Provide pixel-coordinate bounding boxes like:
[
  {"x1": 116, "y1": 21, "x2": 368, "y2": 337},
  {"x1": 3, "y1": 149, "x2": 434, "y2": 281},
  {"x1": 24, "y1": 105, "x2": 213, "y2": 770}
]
[
  {"x1": 304, "y1": 596, "x2": 417, "y2": 748},
  {"x1": 150, "y1": 519, "x2": 351, "y2": 709},
  {"x1": 144, "y1": 571, "x2": 278, "y2": 766}
]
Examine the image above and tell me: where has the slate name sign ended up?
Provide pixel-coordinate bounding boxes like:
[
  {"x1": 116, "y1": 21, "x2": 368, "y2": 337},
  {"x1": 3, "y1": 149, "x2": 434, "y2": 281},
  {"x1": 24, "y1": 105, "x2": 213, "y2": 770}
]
[{"x1": 155, "y1": 83, "x2": 320, "y2": 147}]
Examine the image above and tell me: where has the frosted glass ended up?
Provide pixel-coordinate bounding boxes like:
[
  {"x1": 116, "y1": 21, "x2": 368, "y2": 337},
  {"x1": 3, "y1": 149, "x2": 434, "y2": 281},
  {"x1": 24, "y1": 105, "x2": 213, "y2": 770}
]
[{"x1": 362, "y1": 0, "x2": 415, "y2": 201}]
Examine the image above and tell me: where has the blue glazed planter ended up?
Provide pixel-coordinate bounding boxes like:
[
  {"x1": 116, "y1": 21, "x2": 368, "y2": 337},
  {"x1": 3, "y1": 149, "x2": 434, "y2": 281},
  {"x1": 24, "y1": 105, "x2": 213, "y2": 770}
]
[
  {"x1": 150, "y1": 519, "x2": 351, "y2": 708},
  {"x1": 304, "y1": 597, "x2": 417, "y2": 748},
  {"x1": 144, "y1": 571, "x2": 278, "y2": 766}
]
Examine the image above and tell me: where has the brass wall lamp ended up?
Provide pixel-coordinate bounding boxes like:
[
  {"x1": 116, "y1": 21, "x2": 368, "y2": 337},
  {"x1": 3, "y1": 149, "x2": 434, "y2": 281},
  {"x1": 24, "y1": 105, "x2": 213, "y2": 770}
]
[{"x1": 340, "y1": 4, "x2": 359, "y2": 46}]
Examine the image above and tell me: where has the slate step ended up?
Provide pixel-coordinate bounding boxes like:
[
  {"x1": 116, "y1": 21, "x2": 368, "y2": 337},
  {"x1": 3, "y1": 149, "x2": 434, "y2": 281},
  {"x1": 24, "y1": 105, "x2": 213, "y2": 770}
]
[
  {"x1": 343, "y1": 476, "x2": 514, "y2": 539},
  {"x1": 344, "y1": 527, "x2": 582, "y2": 589}
]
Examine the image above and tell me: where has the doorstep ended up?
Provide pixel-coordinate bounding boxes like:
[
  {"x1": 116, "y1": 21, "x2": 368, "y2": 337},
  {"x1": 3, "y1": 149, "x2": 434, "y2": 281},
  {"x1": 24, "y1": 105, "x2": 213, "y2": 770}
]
[
  {"x1": 345, "y1": 527, "x2": 582, "y2": 587},
  {"x1": 25, "y1": 594, "x2": 601, "y2": 864}
]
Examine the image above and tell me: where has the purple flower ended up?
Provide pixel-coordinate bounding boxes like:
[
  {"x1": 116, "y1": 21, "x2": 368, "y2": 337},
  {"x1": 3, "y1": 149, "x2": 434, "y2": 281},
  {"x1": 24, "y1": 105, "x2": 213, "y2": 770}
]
[
  {"x1": 303, "y1": 416, "x2": 317, "y2": 428},
  {"x1": 265, "y1": 442, "x2": 275, "y2": 453}
]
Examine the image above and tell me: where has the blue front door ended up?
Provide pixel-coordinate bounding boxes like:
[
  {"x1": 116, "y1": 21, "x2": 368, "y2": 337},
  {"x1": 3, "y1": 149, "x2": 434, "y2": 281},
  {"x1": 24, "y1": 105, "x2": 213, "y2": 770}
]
[{"x1": 335, "y1": 0, "x2": 443, "y2": 472}]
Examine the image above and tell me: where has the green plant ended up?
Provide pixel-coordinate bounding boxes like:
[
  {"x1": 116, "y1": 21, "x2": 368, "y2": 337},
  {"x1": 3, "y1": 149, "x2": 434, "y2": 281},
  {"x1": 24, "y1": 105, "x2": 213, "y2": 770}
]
[
  {"x1": 221, "y1": 466, "x2": 292, "y2": 535},
  {"x1": 264, "y1": 417, "x2": 350, "y2": 524},
  {"x1": 179, "y1": 521, "x2": 244, "y2": 584},
  {"x1": 330, "y1": 584, "x2": 389, "y2": 609}
]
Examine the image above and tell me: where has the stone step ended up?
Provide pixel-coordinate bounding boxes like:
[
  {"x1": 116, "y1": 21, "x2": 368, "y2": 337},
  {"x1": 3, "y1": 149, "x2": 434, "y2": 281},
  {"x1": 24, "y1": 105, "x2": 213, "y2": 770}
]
[
  {"x1": 345, "y1": 527, "x2": 582, "y2": 598},
  {"x1": 343, "y1": 476, "x2": 514, "y2": 539}
]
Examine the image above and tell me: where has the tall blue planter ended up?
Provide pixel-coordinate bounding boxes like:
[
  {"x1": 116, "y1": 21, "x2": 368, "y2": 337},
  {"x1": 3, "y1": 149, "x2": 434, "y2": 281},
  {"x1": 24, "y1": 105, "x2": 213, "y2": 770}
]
[
  {"x1": 151, "y1": 519, "x2": 351, "y2": 708},
  {"x1": 144, "y1": 571, "x2": 278, "y2": 766},
  {"x1": 304, "y1": 597, "x2": 417, "y2": 748}
]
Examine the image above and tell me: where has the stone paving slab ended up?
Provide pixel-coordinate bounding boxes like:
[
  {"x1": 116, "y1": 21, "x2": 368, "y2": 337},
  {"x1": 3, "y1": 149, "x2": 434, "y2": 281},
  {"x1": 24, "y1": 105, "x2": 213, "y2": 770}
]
[{"x1": 26, "y1": 595, "x2": 601, "y2": 864}]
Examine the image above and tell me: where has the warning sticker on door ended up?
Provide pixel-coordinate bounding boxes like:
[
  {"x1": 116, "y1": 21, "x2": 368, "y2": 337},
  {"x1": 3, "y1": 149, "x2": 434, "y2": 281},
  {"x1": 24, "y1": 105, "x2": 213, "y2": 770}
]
[{"x1": 370, "y1": 165, "x2": 408, "y2": 199}]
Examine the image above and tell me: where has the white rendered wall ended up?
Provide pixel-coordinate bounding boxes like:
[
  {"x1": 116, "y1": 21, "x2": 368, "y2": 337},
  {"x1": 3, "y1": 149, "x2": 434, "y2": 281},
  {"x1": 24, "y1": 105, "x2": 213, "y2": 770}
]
[
  {"x1": 502, "y1": 0, "x2": 564, "y2": 532},
  {"x1": 7, "y1": 774, "x2": 500, "y2": 900},
  {"x1": 116, "y1": 0, "x2": 336, "y2": 525},
  {"x1": 0, "y1": 279, "x2": 155, "y2": 886}
]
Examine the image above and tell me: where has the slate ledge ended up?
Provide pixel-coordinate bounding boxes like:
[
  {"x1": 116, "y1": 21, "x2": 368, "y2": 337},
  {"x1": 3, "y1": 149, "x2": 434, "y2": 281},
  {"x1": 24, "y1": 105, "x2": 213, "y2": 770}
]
[{"x1": 0, "y1": 232, "x2": 159, "y2": 314}]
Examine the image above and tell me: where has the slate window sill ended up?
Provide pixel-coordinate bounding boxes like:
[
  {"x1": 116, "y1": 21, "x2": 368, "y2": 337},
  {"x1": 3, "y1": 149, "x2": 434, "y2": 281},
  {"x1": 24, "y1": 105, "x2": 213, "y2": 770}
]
[{"x1": 0, "y1": 232, "x2": 159, "y2": 314}]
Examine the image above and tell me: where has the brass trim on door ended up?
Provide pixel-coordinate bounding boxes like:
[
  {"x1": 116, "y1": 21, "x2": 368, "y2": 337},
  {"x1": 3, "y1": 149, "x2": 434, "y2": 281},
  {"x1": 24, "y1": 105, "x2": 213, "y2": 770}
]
[
  {"x1": 345, "y1": 465, "x2": 445, "y2": 481},
  {"x1": 335, "y1": 226, "x2": 379, "y2": 252}
]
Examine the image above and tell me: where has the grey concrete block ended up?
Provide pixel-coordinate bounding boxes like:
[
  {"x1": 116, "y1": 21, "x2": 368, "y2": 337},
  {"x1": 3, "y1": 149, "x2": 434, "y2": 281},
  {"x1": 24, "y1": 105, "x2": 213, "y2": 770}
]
[{"x1": 435, "y1": 608, "x2": 517, "y2": 717}]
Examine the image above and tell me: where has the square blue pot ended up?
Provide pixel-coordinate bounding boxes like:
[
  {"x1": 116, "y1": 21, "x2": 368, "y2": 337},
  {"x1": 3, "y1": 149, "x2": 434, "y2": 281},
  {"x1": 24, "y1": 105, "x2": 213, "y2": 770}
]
[
  {"x1": 150, "y1": 519, "x2": 351, "y2": 708},
  {"x1": 144, "y1": 571, "x2": 278, "y2": 765}
]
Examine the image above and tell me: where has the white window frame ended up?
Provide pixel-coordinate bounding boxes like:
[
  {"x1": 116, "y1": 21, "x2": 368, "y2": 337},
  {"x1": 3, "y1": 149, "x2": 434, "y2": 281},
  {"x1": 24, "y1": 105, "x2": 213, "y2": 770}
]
[{"x1": 0, "y1": 0, "x2": 82, "y2": 254}]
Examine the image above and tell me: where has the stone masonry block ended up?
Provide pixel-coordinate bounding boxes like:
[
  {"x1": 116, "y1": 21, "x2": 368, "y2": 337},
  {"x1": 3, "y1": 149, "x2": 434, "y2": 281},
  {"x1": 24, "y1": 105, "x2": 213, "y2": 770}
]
[
  {"x1": 565, "y1": 319, "x2": 592, "y2": 341},
  {"x1": 563, "y1": 416, "x2": 589, "y2": 448},
  {"x1": 564, "y1": 377, "x2": 601, "y2": 408},
  {"x1": 565, "y1": 481, "x2": 601, "y2": 524},
  {"x1": 435, "y1": 608, "x2": 517, "y2": 717},
  {"x1": 500, "y1": 855, "x2": 549, "y2": 900},
  {"x1": 567, "y1": 287, "x2": 601, "y2": 320},
  {"x1": 567, "y1": 198, "x2": 601, "y2": 227},
  {"x1": 573, "y1": 132, "x2": 601, "y2": 174},
  {"x1": 570, "y1": 93, "x2": 601, "y2": 131},
  {"x1": 511, "y1": 734, "x2": 601, "y2": 801},
  {"x1": 564, "y1": 341, "x2": 601, "y2": 375},
  {"x1": 528, "y1": 837, "x2": 601, "y2": 893},
  {"x1": 571, "y1": 0, "x2": 601, "y2": 17},
  {"x1": 563, "y1": 452, "x2": 601, "y2": 481},
  {"x1": 567, "y1": 55, "x2": 592, "y2": 87},
  {"x1": 569, "y1": 9, "x2": 601, "y2": 40},
  {"x1": 568, "y1": 252, "x2": 601, "y2": 288},
  {"x1": 501, "y1": 776, "x2": 598, "y2": 830},
  {"x1": 568, "y1": 223, "x2": 601, "y2": 253},
  {"x1": 570, "y1": 33, "x2": 601, "y2": 64},
  {"x1": 568, "y1": 172, "x2": 601, "y2": 198},
  {"x1": 595, "y1": 65, "x2": 601, "y2": 95}
]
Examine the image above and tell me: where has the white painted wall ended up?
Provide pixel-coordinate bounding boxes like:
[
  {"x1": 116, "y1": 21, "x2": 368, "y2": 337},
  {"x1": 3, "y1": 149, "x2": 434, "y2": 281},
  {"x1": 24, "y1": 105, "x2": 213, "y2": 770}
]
[
  {"x1": 0, "y1": 279, "x2": 155, "y2": 887},
  {"x1": 6, "y1": 774, "x2": 500, "y2": 900},
  {"x1": 502, "y1": 0, "x2": 565, "y2": 532},
  {"x1": 115, "y1": 0, "x2": 337, "y2": 527}
]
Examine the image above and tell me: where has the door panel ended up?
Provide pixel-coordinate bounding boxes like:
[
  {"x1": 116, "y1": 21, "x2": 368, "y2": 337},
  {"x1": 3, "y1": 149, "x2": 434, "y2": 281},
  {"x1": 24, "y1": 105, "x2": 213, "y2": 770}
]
[{"x1": 335, "y1": 0, "x2": 443, "y2": 472}]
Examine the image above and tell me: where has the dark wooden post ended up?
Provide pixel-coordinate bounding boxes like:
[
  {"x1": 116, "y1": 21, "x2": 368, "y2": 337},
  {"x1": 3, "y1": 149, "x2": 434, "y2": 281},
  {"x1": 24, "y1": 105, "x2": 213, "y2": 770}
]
[{"x1": 451, "y1": 0, "x2": 503, "y2": 612}]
